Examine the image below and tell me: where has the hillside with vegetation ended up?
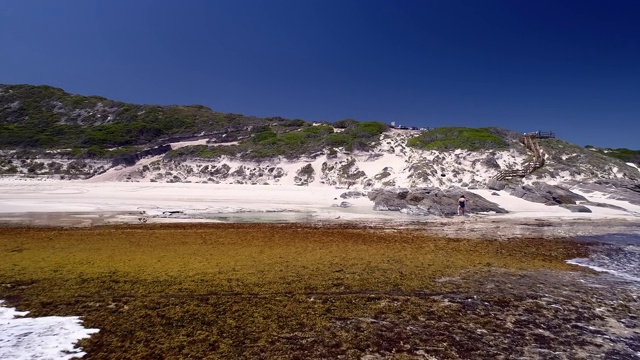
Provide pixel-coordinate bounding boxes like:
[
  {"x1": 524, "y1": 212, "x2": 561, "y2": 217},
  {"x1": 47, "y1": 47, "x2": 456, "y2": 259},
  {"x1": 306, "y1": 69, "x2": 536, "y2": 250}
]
[
  {"x1": 585, "y1": 145, "x2": 640, "y2": 165},
  {"x1": 167, "y1": 120, "x2": 389, "y2": 160},
  {"x1": 1, "y1": 84, "x2": 638, "y2": 188},
  {"x1": 0, "y1": 84, "x2": 390, "y2": 160},
  {"x1": 0, "y1": 84, "x2": 289, "y2": 149}
]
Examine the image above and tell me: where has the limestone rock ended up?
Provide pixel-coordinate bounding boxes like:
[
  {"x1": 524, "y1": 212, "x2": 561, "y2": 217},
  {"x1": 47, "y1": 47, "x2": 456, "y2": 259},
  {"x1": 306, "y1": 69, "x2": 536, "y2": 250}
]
[
  {"x1": 575, "y1": 179, "x2": 640, "y2": 206},
  {"x1": 332, "y1": 201, "x2": 352, "y2": 208},
  {"x1": 368, "y1": 188, "x2": 409, "y2": 211},
  {"x1": 579, "y1": 201, "x2": 626, "y2": 211},
  {"x1": 340, "y1": 191, "x2": 367, "y2": 199},
  {"x1": 559, "y1": 204, "x2": 592, "y2": 213},
  {"x1": 368, "y1": 187, "x2": 508, "y2": 216},
  {"x1": 506, "y1": 182, "x2": 586, "y2": 205},
  {"x1": 487, "y1": 178, "x2": 507, "y2": 191}
]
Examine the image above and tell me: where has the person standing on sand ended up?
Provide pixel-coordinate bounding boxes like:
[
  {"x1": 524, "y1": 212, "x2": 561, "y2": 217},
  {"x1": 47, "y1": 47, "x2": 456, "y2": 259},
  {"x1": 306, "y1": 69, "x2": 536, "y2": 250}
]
[{"x1": 458, "y1": 195, "x2": 467, "y2": 216}]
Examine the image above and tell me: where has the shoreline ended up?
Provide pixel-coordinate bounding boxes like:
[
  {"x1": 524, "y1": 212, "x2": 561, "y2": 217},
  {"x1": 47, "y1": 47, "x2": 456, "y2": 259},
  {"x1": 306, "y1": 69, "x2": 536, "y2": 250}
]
[
  {"x1": 1, "y1": 179, "x2": 639, "y2": 239},
  {"x1": 0, "y1": 211, "x2": 639, "y2": 241}
]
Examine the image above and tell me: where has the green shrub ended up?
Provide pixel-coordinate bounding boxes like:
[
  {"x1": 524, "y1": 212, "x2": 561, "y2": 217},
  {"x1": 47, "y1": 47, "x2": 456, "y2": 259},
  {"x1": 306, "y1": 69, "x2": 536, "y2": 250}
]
[
  {"x1": 253, "y1": 128, "x2": 278, "y2": 144},
  {"x1": 333, "y1": 119, "x2": 358, "y2": 128},
  {"x1": 86, "y1": 145, "x2": 107, "y2": 157},
  {"x1": 284, "y1": 119, "x2": 307, "y2": 127},
  {"x1": 407, "y1": 127, "x2": 508, "y2": 151},
  {"x1": 345, "y1": 121, "x2": 387, "y2": 137},
  {"x1": 279, "y1": 131, "x2": 307, "y2": 146},
  {"x1": 326, "y1": 133, "x2": 351, "y2": 147},
  {"x1": 302, "y1": 125, "x2": 334, "y2": 136}
]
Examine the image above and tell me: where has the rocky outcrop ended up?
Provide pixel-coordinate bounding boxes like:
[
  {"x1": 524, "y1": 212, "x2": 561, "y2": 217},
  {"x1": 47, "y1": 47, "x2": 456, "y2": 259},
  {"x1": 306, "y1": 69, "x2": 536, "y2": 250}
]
[
  {"x1": 368, "y1": 187, "x2": 508, "y2": 216},
  {"x1": 486, "y1": 178, "x2": 507, "y2": 191},
  {"x1": 573, "y1": 179, "x2": 640, "y2": 206},
  {"x1": 294, "y1": 164, "x2": 315, "y2": 186},
  {"x1": 506, "y1": 182, "x2": 587, "y2": 205},
  {"x1": 579, "y1": 201, "x2": 627, "y2": 211},
  {"x1": 340, "y1": 191, "x2": 367, "y2": 199},
  {"x1": 559, "y1": 204, "x2": 592, "y2": 213},
  {"x1": 0, "y1": 153, "x2": 110, "y2": 180}
]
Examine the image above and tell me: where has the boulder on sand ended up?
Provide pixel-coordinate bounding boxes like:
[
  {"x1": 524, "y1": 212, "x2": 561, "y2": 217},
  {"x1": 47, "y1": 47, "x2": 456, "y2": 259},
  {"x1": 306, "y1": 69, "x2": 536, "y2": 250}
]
[
  {"x1": 340, "y1": 190, "x2": 367, "y2": 199},
  {"x1": 487, "y1": 178, "x2": 507, "y2": 191},
  {"x1": 559, "y1": 204, "x2": 592, "y2": 213},
  {"x1": 506, "y1": 182, "x2": 586, "y2": 205},
  {"x1": 368, "y1": 187, "x2": 508, "y2": 216}
]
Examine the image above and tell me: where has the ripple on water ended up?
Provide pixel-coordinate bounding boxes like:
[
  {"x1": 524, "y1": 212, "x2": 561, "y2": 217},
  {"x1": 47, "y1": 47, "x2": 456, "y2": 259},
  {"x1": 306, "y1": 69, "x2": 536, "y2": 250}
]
[{"x1": 568, "y1": 232, "x2": 640, "y2": 286}]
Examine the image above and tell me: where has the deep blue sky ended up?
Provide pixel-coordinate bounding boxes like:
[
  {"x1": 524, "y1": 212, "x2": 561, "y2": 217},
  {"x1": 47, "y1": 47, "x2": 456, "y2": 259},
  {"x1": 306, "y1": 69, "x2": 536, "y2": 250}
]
[{"x1": 1, "y1": 0, "x2": 639, "y2": 149}]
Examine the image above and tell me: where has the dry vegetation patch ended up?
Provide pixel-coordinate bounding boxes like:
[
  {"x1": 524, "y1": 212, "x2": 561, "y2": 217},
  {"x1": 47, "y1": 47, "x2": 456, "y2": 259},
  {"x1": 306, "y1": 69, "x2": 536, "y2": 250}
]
[{"x1": 1, "y1": 224, "x2": 614, "y2": 359}]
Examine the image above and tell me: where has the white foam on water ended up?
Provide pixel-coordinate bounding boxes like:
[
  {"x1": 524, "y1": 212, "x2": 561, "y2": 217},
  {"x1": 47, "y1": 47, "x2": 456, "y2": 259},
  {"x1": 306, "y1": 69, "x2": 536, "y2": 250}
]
[
  {"x1": 0, "y1": 300, "x2": 99, "y2": 360},
  {"x1": 566, "y1": 258, "x2": 640, "y2": 283}
]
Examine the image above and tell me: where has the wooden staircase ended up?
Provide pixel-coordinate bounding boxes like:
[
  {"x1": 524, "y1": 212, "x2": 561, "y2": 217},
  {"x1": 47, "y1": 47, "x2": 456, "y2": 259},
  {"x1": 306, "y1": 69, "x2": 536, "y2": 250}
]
[{"x1": 494, "y1": 135, "x2": 546, "y2": 181}]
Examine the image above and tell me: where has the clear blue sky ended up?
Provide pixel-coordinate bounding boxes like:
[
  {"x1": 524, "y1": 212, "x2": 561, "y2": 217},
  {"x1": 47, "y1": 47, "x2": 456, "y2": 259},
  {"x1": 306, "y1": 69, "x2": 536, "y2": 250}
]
[{"x1": 1, "y1": 0, "x2": 638, "y2": 149}]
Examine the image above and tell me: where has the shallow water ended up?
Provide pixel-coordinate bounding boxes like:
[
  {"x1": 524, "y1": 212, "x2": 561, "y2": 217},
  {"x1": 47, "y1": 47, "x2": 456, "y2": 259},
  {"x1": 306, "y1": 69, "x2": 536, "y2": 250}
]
[{"x1": 569, "y1": 232, "x2": 640, "y2": 285}]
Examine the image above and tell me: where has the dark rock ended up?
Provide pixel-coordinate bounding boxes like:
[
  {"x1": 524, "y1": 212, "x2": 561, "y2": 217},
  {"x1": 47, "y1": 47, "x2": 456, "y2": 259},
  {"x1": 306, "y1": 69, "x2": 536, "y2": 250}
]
[
  {"x1": 397, "y1": 189, "x2": 410, "y2": 200},
  {"x1": 368, "y1": 187, "x2": 508, "y2": 216},
  {"x1": 491, "y1": 192, "x2": 500, "y2": 196},
  {"x1": 368, "y1": 188, "x2": 409, "y2": 211},
  {"x1": 340, "y1": 191, "x2": 366, "y2": 199},
  {"x1": 506, "y1": 182, "x2": 587, "y2": 205},
  {"x1": 579, "y1": 201, "x2": 627, "y2": 211},
  {"x1": 507, "y1": 184, "x2": 547, "y2": 203},
  {"x1": 576, "y1": 179, "x2": 640, "y2": 206},
  {"x1": 559, "y1": 204, "x2": 592, "y2": 213},
  {"x1": 211, "y1": 164, "x2": 231, "y2": 178},
  {"x1": 487, "y1": 178, "x2": 507, "y2": 191},
  {"x1": 481, "y1": 156, "x2": 501, "y2": 170},
  {"x1": 536, "y1": 183, "x2": 587, "y2": 204},
  {"x1": 405, "y1": 188, "x2": 440, "y2": 205}
]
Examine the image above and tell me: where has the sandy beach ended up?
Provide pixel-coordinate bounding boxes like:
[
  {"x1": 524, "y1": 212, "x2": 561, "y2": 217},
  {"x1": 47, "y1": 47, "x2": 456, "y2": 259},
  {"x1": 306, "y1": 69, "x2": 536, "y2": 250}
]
[{"x1": 1, "y1": 178, "x2": 639, "y2": 239}]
